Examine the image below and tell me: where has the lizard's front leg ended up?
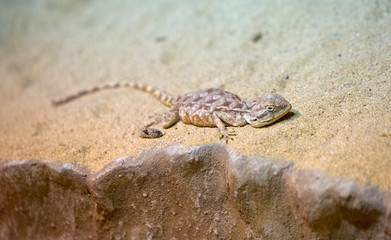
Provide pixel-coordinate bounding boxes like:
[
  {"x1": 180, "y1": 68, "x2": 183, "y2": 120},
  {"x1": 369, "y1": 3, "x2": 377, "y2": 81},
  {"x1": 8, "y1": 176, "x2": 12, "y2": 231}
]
[{"x1": 212, "y1": 112, "x2": 236, "y2": 143}]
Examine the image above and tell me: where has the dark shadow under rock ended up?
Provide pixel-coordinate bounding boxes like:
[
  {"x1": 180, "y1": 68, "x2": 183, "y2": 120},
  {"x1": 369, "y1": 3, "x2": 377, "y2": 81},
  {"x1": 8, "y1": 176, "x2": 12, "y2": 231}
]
[{"x1": 0, "y1": 144, "x2": 390, "y2": 239}]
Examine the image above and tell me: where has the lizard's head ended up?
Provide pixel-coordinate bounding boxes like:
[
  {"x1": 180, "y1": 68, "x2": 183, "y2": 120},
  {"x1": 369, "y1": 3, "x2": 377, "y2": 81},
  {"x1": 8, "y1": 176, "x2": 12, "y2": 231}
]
[{"x1": 243, "y1": 93, "x2": 291, "y2": 128}]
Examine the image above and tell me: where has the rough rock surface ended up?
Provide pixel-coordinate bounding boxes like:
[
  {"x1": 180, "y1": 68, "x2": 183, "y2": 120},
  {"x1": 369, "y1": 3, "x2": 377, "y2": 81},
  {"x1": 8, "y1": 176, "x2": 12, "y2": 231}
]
[{"x1": 1, "y1": 144, "x2": 390, "y2": 239}]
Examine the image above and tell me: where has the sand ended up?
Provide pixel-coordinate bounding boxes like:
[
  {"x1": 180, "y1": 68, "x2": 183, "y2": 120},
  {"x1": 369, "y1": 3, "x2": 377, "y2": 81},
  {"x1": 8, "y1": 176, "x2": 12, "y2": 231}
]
[{"x1": 0, "y1": 0, "x2": 390, "y2": 190}]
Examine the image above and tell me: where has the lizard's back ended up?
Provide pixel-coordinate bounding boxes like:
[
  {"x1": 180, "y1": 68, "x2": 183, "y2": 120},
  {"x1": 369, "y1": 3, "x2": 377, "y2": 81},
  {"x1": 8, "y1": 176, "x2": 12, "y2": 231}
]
[{"x1": 174, "y1": 88, "x2": 249, "y2": 127}]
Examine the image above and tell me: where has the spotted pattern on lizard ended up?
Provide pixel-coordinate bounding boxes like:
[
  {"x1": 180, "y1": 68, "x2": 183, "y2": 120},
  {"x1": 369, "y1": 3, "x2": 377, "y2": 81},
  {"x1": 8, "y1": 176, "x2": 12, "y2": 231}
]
[{"x1": 52, "y1": 82, "x2": 292, "y2": 142}]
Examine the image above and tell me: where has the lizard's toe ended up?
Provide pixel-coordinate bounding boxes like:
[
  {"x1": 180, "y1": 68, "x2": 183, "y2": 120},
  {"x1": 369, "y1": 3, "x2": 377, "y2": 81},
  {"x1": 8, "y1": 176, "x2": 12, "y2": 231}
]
[
  {"x1": 139, "y1": 127, "x2": 165, "y2": 139},
  {"x1": 219, "y1": 129, "x2": 236, "y2": 144}
]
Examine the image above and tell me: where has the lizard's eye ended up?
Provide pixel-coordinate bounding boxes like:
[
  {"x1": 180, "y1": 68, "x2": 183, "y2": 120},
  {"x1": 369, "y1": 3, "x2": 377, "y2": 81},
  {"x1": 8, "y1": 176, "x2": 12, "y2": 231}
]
[{"x1": 266, "y1": 106, "x2": 275, "y2": 112}]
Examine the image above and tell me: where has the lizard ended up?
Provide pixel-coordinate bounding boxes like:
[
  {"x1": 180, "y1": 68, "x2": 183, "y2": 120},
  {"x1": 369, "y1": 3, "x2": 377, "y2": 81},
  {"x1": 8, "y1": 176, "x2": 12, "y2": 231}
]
[{"x1": 52, "y1": 82, "x2": 292, "y2": 142}]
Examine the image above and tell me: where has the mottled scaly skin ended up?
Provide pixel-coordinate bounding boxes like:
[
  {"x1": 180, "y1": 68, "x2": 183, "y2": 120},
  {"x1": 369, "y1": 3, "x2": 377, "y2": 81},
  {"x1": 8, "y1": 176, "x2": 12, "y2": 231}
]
[
  {"x1": 52, "y1": 82, "x2": 292, "y2": 142},
  {"x1": 174, "y1": 88, "x2": 248, "y2": 127}
]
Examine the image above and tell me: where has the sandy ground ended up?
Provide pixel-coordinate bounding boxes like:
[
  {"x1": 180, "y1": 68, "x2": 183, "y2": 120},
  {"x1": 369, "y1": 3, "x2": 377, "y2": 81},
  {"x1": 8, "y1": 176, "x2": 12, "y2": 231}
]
[{"x1": 0, "y1": 0, "x2": 390, "y2": 191}]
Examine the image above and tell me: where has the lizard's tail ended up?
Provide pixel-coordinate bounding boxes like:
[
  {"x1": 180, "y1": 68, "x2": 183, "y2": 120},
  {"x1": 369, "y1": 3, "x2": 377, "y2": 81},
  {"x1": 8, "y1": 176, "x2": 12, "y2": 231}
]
[{"x1": 51, "y1": 82, "x2": 175, "y2": 108}]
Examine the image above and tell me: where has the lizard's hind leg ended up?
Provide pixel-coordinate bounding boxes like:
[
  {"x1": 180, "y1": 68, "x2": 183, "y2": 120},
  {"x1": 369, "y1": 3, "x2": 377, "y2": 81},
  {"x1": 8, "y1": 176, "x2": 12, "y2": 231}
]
[
  {"x1": 139, "y1": 109, "x2": 180, "y2": 139},
  {"x1": 139, "y1": 127, "x2": 165, "y2": 139},
  {"x1": 161, "y1": 108, "x2": 180, "y2": 129}
]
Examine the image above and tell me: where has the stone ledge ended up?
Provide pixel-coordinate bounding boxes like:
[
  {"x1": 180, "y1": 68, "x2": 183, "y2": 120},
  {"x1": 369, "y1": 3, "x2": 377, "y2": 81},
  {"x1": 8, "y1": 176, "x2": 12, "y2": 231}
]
[{"x1": 1, "y1": 144, "x2": 390, "y2": 239}]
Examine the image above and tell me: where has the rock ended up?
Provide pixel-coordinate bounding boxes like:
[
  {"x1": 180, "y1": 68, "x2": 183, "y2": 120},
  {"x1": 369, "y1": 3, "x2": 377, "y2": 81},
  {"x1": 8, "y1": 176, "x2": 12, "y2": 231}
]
[{"x1": 0, "y1": 144, "x2": 390, "y2": 239}]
